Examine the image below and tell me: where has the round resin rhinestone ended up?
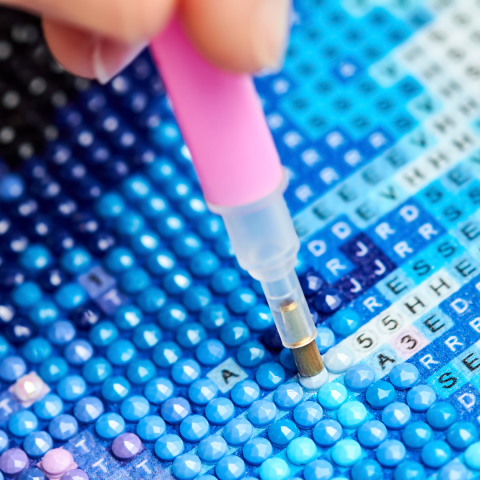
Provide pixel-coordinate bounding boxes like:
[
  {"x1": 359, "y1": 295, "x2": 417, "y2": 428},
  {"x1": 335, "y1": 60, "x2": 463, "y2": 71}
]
[{"x1": 112, "y1": 433, "x2": 142, "y2": 460}]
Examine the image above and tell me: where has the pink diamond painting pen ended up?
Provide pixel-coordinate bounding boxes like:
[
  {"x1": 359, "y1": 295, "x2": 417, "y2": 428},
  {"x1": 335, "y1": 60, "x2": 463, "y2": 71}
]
[{"x1": 149, "y1": 18, "x2": 327, "y2": 390}]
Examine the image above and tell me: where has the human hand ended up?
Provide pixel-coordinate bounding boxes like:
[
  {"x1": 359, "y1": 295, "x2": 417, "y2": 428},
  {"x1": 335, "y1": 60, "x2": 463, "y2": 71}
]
[{"x1": 1, "y1": 0, "x2": 290, "y2": 84}]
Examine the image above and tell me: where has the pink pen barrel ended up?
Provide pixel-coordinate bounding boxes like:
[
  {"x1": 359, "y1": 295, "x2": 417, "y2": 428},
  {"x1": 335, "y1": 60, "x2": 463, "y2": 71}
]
[{"x1": 149, "y1": 18, "x2": 283, "y2": 209}]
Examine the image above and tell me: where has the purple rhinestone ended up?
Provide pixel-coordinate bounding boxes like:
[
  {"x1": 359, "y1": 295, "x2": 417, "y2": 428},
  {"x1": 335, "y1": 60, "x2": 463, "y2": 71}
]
[
  {"x1": 111, "y1": 433, "x2": 142, "y2": 461},
  {"x1": 60, "y1": 469, "x2": 89, "y2": 480},
  {"x1": 0, "y1": 448, "x2": 29, "y2": 476}
]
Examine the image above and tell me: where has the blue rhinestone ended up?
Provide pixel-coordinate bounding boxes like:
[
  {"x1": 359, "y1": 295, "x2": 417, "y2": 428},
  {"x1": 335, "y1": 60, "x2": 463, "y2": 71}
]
[
  {"x1": 303, "y1": 459, "x2": 333, "y2": 480},
  {"x1": 172, "y1": 233, "x2": 203, "y2": 258},
  {"x1": 421, "y1": 440, "x2": 451, "y2": 469},
  {"x1": 248, "y1": 400, "x2": 277, "y2": 428},
  {"x1": 64, "y1": 339, "x2": 93, "y2": 365},
  {"x1": 344, "y1": 364, "x2": 375, "y2": 393},
  {"x1": 274, "y1": 383, "x2": 303, "y2": 410},
  {"x1": 122, "y1": 174, "x2": 151, "y2": 201},
  {"x1": 156, "y1": 213, "x2": 185, "y2": 239},
  {"x1": 161, "y1": 397, "x2": 191, "y2": 425},
  {"x1": 231, "y1": 380, "x2": 260, "y2": 407},
  {"x1": 137, "y1": 415, "x2": 166, "y2": 442},
  {"x1": 236, "y1": 341, "x2": 265, "y2": 368},
  {"x1": 390, "y1": 363, "x2": 419, "y2": 391},
  {"x1": 227, "y1": 288, "x2": 257, "y2": 314},
  {"x1": 116, "y1": 210, "x2": 145, "y2": 237},
  {"x1": 131, "y1": 231, "x2": 160, "y2": 257},
  {"x1": 155, "y1": 433, "x2": 184, "y2": 461},
  {"x1": 34, "y1": 394, "x2": 63, "y2": 420},
  {"x1": 20, "y1": 245, "x2": 51, "y2": 272},
  {"x1": 293, "y1": 401, "x2": 323, "y2": 429},
  {"x1": 22, "y1": 338, "x2": 51, "y2": 363},
  {"x1": 121, "y1": 395, "x2": 150, "y2": 422},
  {"x1": 120, "y1": 267, "x2": 151, "y2": 294},
  {"x1": 214, "y1": 236, "x2": 234, "y2": 259},
  {"x1": 180, "y1": 415, "x2": 210, "y2": 442},
  {"x1": 188, "y1": 379, "x2": 218, "y2": 406},
  {"x1": 9, "y1": 411, "x2": 38, "y2": 437},
  {"x1": 189, "y1": 251, "x2": 220, "y2": 277},
  {"x1": 89, "y1": 321, "x2": 118, "y2": 347},
  {"x1": 0, "y1": 431, "x2": 8, "y2": 453},
  {"x1": 136, "y1": 288, "x2": 166, "y2": 314},
  {"x1": 147, "y1": 158, "x2": 176, "y2": 184},
  {"x1": 48, "y1": 320, "x2": 76, "y2": 346},
  {"x1": 104, "y1": 247, "x2": 135, "y2": 274},
  {"x1": 29, "y1": 300, "x2": 59, "y2": 327},
  {"x1": 74, "y1": 396, "x2": 104, "y2": 423},
  {"x1": 438, "y1": 462, "x2": 468, "y2": 480},
  {"x1": 197, "y1": 215, "x2": 224, "y2": 240},
  {"x1": 199, "y1": 305, "x2": 230, "y2": 330},
  {"x1": 157, "y1": 303, "x2": 188, "y2": 330},
  {"x1": 382, "y1": 402, "x2": 411, "y2": 430},
  {"x1": 82, "y1": 358, "x2": 112, "y2": 384},
  {"x1": 127, "y1": 359, "x2": 156, "y2": 385},
  {"x1": 337, "y1": 401, "x2": 368, "y2": 429},
  {"x1": 223, "y1": 418, "x2": 253, "y2": 446},
  {"x1": 318, "y1": 382, "x2": 347, "y2": 410},
  {"x1": 140, "y1": 194, "x2": 168, "y2": 218},
  {"x1": 54, "y1": 283, "x2": 86, "y2": 310},
  {"x1": 300, "y1": 271, "x2": 324, "y2": 297},
  {"x1": 268, "y1": 419, "x2": 298, "y2": 447},
  {"x1": 38, "y1": 268, "x2": 68, "y2": 294},
  {"x1": 358, "y1": 420, "x2": 387, "y2": 448},
  {"x1": 172, "y1": 359, "x2": 201, "y2": 385},
  {"x1": 315, "y1": 326, "x2": 335, "y2": 354},
  {"x1": 331, "y1": 438, "x2": 362, "y2": 468},
  {"x1": 172, "y1": 453, "x2": 201, "y2": 480},
  {"x1": 144, "y1": 377, "x2": 174, "y2": 404},
  {"x1": 23, "y1": 432, "x2": 53, "y2": 458},
  {"x1": 132, "y1": 324, "x2": 162, "y2": 350},
  {"x1": 426, "y1": 402, "x2": 457, "y2": 430},
  {"x1": 49, "y1": 414, "x2": 78, "y2": 440},
  {"x1": 245, "y1": 305, "x2": 274, "y2": 332},
  {"x1": 313, "y1": 288, "x2": 343, "y2": 314},
  {"x1": 243, "y1": 437, "x2": 273, "y2": 466},
  {"x1": 183, "y1": 286, "x2": 211, "y2": 312},
  {"x1": 95, "y1": 192, "x2": 125, "y2": 218},
  {"x1": 464, "y1": 442, "x2": 480, "y2": 470},
  {"x1": 57, "y1": 375, "x2": 86, "y2": 401},
  {"x1": 279, "y1": 349, "x2": 297, "y2": 372},
  {"x1": 205, "y1": 398, "x2": 235, "y2": 426},
  {"x1": 446, "y1": 422, "x2": 478, "y2": 450},
  {"x1": 220, "y1": 321, "x2": 250, "y2": 347},
  {"x1": 216, "y1": 456, "x2": 245, "y2": 480},
  {"x1": 147, "y1": 249, "x2": 176, "y2": 276},
  {"x1": 210, "y1": 269, "x2": 240, "y2": 294},
  {"x1": 0, "y1": 356, "x2": 26, "y2": 382},
  {"x1": 163, "y1": 269, "x2": 192, "y2": 294},
  {"x1": 313, "y1": 419, "x2": 343, "y2": 447},
  {"x1": 196, "y1": 339, "x2": 225, "y2": 366},
  {"x1": 406, "y1": 384, "x2": 436, "y2": 412},
  {"x1": 0, "y1": 174, "x2": 24, "y2": 201},
  {"x1": 402, "y1": 421, "x2": 433, "y2": 449},
  {"x1": 351, "y1": 459, "x2": 383, "y2": 480},
  {"x1": 287, "y1": 437, "x2": 317, "y2": 465},
  {"x1": 107, "y1": 339, "x2": 136, "y2": 366},
  {"x1": 39, "y1": 358, "x2": 68, "y2": 383},
  {"x1": 259, "y1": 458, "x2": 290, "y2": 480},
  {"x1": 95, "y1": 412, "x2": 125, "y2": 439},
  {"x1": 366, "y1": 381, "x2": 396, "y2": 409},
  {"x1": 198, "y1": 435, "x2": 227, "y2": 464},
  {"x1": 330, "y1": 308, "x2": 361, "y2": 337},
  {"x1": 12, "y1": 282, "x2": 42, "y2": 308},
  {"x1": 256, "y1": 362, "x2": 285, "y2": 390},
  {"x1": 4, "y1": 319, "x2": 34, "y2": 345},
  {"x1": 102, "y1": 376, "x2": 131, "y2": 403},
  {"x1": 152, "y1": 341, "x2": 182, "y2": 368},
  {"x1": 61, "y1": 247, "x2": 91, "y2": 274},
  {"x1": 394, "y1": 461, "x2": 425, "y2": 480}
]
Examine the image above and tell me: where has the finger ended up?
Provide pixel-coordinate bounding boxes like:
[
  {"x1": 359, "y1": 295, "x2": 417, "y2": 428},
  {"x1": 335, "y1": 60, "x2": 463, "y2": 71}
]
[
  {"x1": 179, "y1": 0, "x2": 291, "y2": 73},
  {"x1": 5, "y1": 0, "x2": 176, "y2": 44},
  {"x1": 43, "y1": 18, "x2": 147, "y2": 83}
]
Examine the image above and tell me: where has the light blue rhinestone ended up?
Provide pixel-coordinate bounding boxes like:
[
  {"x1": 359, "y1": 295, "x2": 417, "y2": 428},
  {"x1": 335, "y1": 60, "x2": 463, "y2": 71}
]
[
  {"x1": 156, "y1": 213, "x2": 185, "y2": 238},
  {"x1": 95, "y1": 412, "x2": 126, "y2": 439},
  {"x1": 394, "y1": 461, "x2": 425, "y2": 480},
  {"x1": 331, "y1": 439, "x2": 362, "y2": 467},
  {"x1": 0, "y1": 173, "x2": 24, "y2": 201},
  {"x1": 172, "y1": 453, "x2": 202, "y2": 480},
  {"x1": 196, "y1": 339, "x2": 225, "y2": 366},
  {"x1": 220, "y1": 321, "x2": 250, "y2": 347},
  {"x1": 315, "y1": 326, "x2": 335, "y2": 354},
  {"x1": 0, "y1": 337, "x2": 8, "y2": 361},
  {"x1": 197, "y1": 215, "x2": 224, "y2": 240},
  {"x1": 57, "y1": 375, "x2": 86, "y2": 401},
  {"x1": 102, "y1": 376, "x2": 131, "y2": 403},
  {"x1": 223, "y1": 418, "x2": 253, "y2": 446},
  {"x1": 402, "y1": 421, "x2": 433, "y2": 449},
  {"x1": 147, "y1": 249, "x2": 176, "y2": 277},
  {"x1": 127, "y1": 359, "x2": 156, "y2": 385},
  {"x1": 34, "y1": 394, "x2": 63, "y2": 420},
  {"x1": 144, "y1": 377, "x2": 174, "y2": 404},
  {"x1": 29, "y1": 301, "x2": 59, "y2": 327},
  {"x1": 198, "y1": 435, "x2": 227, "y2": 464},
  {"x1": 210, "y1": 269, "x2": 240, "y2": 294},
  {"x1": 172, "y1": 359, "x2": 201, "y2": 385},
  {"x1": 61, "y1": 247, "x2": 91, "y2": 274},
  {"x1": 140, "y1": 193, "x2": 168, "y2": 218},
  {"x1": 172, "y1": 233, "x2": 202, "y2": 259},
  {"x1": 0, "y1": 431, "x2": 8, "y2": 454},
  {"x1": 116, "y1": 210, "x2": 145, "y2": 237},
  {"x1": 330, "y1": 309, "x2": 361, "y2": 337},
  {"x1": 216, "y1": 455, "x2": 245, "y2": 480},
  {"x1": 23, "y1": 431, "x2": 53, "y2": 458},
  {"x1": 0, "y1": 356, "x2": 26, "y2": 382},
  {"x1": 344, "y1": 364, "x2": 375, "y2": 393},
  {"x1": 268, "y1": 419, "x2": 298, "y2": 447},
  {"x1": 318, "y1": 382, "x2": 347, "y2": 410},
  {"x1": 107, "y1": 339, "x2": 136, "y2": 366},
  {"x1": 303, "y1": 459, "x2": 334, "y2": 480},
  {"x1": 446, "y1": 422, "x2": 478, "y2": 450},
  {"x1": 279, "y1": 348, "x2": 297, "y2": 372},
  {"x1": 136, "y1": 287, "x2": 166, "y2": 314},
  {"x1": 231, "y1": 380, "x2": 260, "y2": 407},
  {"x1": 180, "y1": 415, "x2": 210, "y2": 442},
  {"x1": 104, "y1": 247, "x2": 135, "y2": 273},
  {"x1": 183, "y1": 286, "x2": 211, "y2": 312},
  {"x1": 358, "y1": 420, "x2": 387, "y2": 448},
  {"x1": 155, "y1": 434, "x2": 184, "y2": 461},
  {"x1": 245, "y1": 305, "x2": 274, "y2": 331},
  {"x1": 189, "y1": 251, "x2": 220, "y2": 277},
  {"x1": 259, "y1": 458, "x2": 290, "y2": 480},
  {"x1": 287, "y1": 437, "x2": 317, "y2": 465},
  {"x1": 133, "y1": 323, "x2": 162, "y2": 350},
  {"x1": 157, "y1": 303, "x2": 188, "y2": 330},
  {"x1": 426, "y1": 402, "x2": 457, "y2": 430},
  {"x1": 48, "y1": 414, "x2": 78, "y2": 441},
  {"x1": 22, "y1": 338, "x2": 51, "y2": 363},
  {"x1": 421, "y1": 440, "x2": 451, "y2": 469},
  {"x1": 39, "y1": 358, "x2": 68, "y2": 383},
  {"x1": 188, "y1": 379, "x2": 218, "y2": 406},
  {"x1": 137, "y1": 415, "x2": 166, "y2": 442},
  {"x1": 163, "y1": 269, "x2": 192, "y2": 294},
  {"x1": 256, "y1": 362, "x2": 285, "y2": 390},
  {"x1": 48, "y1": 320, "x2": 76, "y2": 345},
  {"x1": 95, "y1": 192, "x2": 125, "y2": 218},
  {"x1": 9, "y1": 411, "x2": 38, "y2": 437},
  {"x1": 337, "y1": 401, "x2": 367, "y2": 429},
  {"x1": 121, "y1": 395, "x2": 150, "y2": 422},
  {"x1": 152, "y1": 341, "x2": 182, "y2": 368},
  {"x1": 351, "y1": 459, "x2": 383, "y2": 480},
  {"x1": 406, "y1": 384, "x2": 436, "y2": 412},
  {"x1": 19, "y1": 244, "x2": 51, "y2": 272},
  {"x1": 293, "y1": 401, "x2": 323, "y2": 429},
  {"x1": 114, "y1": 305, "x2": 143, "y2": 330},
  {"x1": 366, "y1": 381, "x2": 396, "y2": 409},
  {"x1": 200, "y1": 305, "x2": 230, "y2": 330},
  {"x1": 464, "y1": 442, "x2": 480, "y2": 469},
  {"x1": 236, "y1": 341, "x2": 265, "y2": 368},
  {"x1": 122, "y1": 174, "x2": 151, "y2": 201},
  {"x1": 313, "y1": 419, "x2": 343, "y2": 447},
  {"x1": 438, "y1": 462, "x2": 468, "y2": 480},
  {"x1": 161, "y1": 397, "x2": 191, "y2": 425},
  {"x1": 120, "y1": 267, "x2": 151, "y2": 293},
  {"x1": 382, "y1": 402, "x2": 411, "y2": 430},
  {"x1": 248, "y1": 400, "x2": 277, "y2": 428},
  {"x1": 274, "y1": 383, "x2": 303, "y2": 410},
  {"x1": 389, "y1": 363, "x2": 419, "y2": 390},
  {"x1": 147, "y1": 157, "x2": 176, "y2": 185},
  {"x1": 176, "y1": 323, "x2": 206, "y2": 349},
  {"x1": 227, "y1": 288, "x2": 257, "y2": 314},
  {"x1": 64, "y1": 339, "x2": 93, "y2": 365},
  {"x1": 89, "y1": 321, "x2": 118, "y2": 347},
  {"x1": 74, "y1": 396, "x2": 104, "y2": 423},
  {"x1": 243, "y1": 437, "x2": 273, "y2": 466},
  {"x1": 205, "y1": 398, "x2": 235, "y2": 426},
  {"x1": 12, "y1": 282, "x2": 42, "y2": 308},
  {"x1": 82, "y1": 357, "x2": 112, "y2": 384},
  {"x1": 54, "y1": 283, "x2": 86, "y2": 310}
]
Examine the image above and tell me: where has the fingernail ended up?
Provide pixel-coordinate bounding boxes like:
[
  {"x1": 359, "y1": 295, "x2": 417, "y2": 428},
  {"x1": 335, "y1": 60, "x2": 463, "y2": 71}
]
[
  {"x1": 93, "y1": 37, "x2": 148, "y2": 84},
  {"x1": 251, "y1": 0, "x2": 291, "y2": 70}
]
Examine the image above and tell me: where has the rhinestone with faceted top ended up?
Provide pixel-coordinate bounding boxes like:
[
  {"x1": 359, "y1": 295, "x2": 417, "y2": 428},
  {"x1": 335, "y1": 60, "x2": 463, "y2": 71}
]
[
  {"x1": 259, "y1": 458, "x2": 290, "y2": 480},
  {"x1": 366, "y1": 381, "x2": 396, "y2": 409},
  {"x1": 188, "y1": 379, "x2": 218, "y2": 405},
  {"x1": 426, "y1": 402, "x2": 457, "y2": 430},
  {"x1": 95, "y1": 412, "x2": 125, "y2": 439},
  {"x1": 331, "y1": 439, "x2": 362, "y2": 467},
  {"x1": 243, "y1": 438, "x2": 272, "y2": 466},
  {"x1": 358, "y1": 420, "x2": 387, "y2": 449},
  {"x1": 74, "y1": 396, "x2": 104, "y2": 423},
  {"x1": 23, "y1": 431, "x2": 53, "y2": 458},
  {"x1": 136, "y1": 415, "x2": 166, "y2": 442},
  {"x1": 180, "y1": 415, "x2": 210, "y2": 443},
  {"x1": 18, "y1": 468, "x2": 46, "y2": 480},
  {"x1": 205, "y1": 398, "x2": 235, "y2": 425},
  {"x1": 48, "y1": 414, "x2": 78, "y2": 441},
  {"x1": 313, "y1": 419, "x2": 343, "y2": 447},
  {"x1": 255, "y1": 363, "x2": 285, "y2": 390},
  {"x1": 323, "y1": 345, "x2": 354, "y2": 374},
  {"x1": 303, "y1": 460, "x2": 334, "y2": 480},
  {"x1": 274, "y1": 383, "x2": 303, "y2": 410},
  {"x1": 337, "y1": 401, "x2": 367, "y2": 429},
  {"x1": 464, "y1": 442, "x2": 480, "y2": 470},
  {"x1": 112, "y1": 432, "x2": 142, "y2": 460},
  {"x1": 402, "y1": 421, "x2": 433, "y2": 449},
  {"x1": 406, "y1": 385, "x2": 436, "y2": 412},
  {"x1": 248, "y1": 400, "x2": 277, "y2": 428},
  {"x1": 60, "y1": 469, "x2": 89, "y2": 480},
  {"x1": 120, "y1": 395, "x2": 150, "y2": 422},
  {"x1": 344, "y1": 364, "x2": 375, "y2": 393},
  {"x1": 198, "y1": 435, "x2": 227, "y2": 464},
  {"x1": 144, "y1": 377, "x2": 174, "y2": 404},
  {"x1": 216, "y1": 455, "x2": 245, "y2": 480},
  {"x1": 9, "y1": 410, "x2": 38, "y2": 437},
  {"x1": 223, "y1": 418, "x2": 253, "y2": 446},
  {"x1": 34, "y1": 394, "x2": 63, "y2": 420},
  {"x1": 0, "y1": 448, "x2": 29, "y2": 476},
  {"x1": 293, "y1": 401, "x2": 323, "y2": 429},
  {"x1": 318, "y1": 382, "x2": 347, "y2": 410},
  {"x1": 394, "y1": 461, "x2": 425, "y2": 480},
  {"x1": 382, "y1": 402, "x2": 411, "y2": 430},
  {"x1": 389, "y1": 363, "x2": 419, "y2": 390},
  {"x1": 446, "y1": 422, "x2": 478, "y2": 450},
  {"x1": 351, "y1": 459, "x2": 382, "y2": 480},
  {"x1": 421, "y1": 440, "x2": 451, "y2": 469},
  {"x1": 161, "y1": 397, "x2": 191, "y2": 425},
  {"x1": 376, "y1": 440, "x2": 406, "y2": 467},
  {"x1": 39, "y1": 448, "x2": 76, "y2": 478},
  {"x1": 287, "y1": 437, "x2": 317, "y2": 465},
  {"x1": 172, "y1": 453, "x2": 202, "y2": 480},
  {"x1": 171, "y1": 359, "x2": 201, "y2": 385},
  {"x1": 268, "y1": 419, "x2": 298, "y2": 447},
  {"x1": 231, "y1": 380, "x2": 260, "y2": 407}
]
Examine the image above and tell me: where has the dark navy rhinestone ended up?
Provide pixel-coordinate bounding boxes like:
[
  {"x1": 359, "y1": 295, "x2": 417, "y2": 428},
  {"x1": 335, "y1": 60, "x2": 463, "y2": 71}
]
[
  {"x1": 5, "y1": 318, "x2": 35, "y2": 344},
  {"x1": 313, "y1": 289, "x2": 343, "y2": 314},
  {"x1": 0, "y1": 265, "x2": 25, "y2": 291},
  {"x1": 300, "y1": 271, "x2": 324, "y2": 297},
  {"x1": 70, "y1": 304, "x2": 101, "y2": 329},
  {"x1": 38, "y1": 268, "x2": 68, "y2": 292},
  {"x1": 46, "y1": 230, "x2": 76, "y2": 254}
]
